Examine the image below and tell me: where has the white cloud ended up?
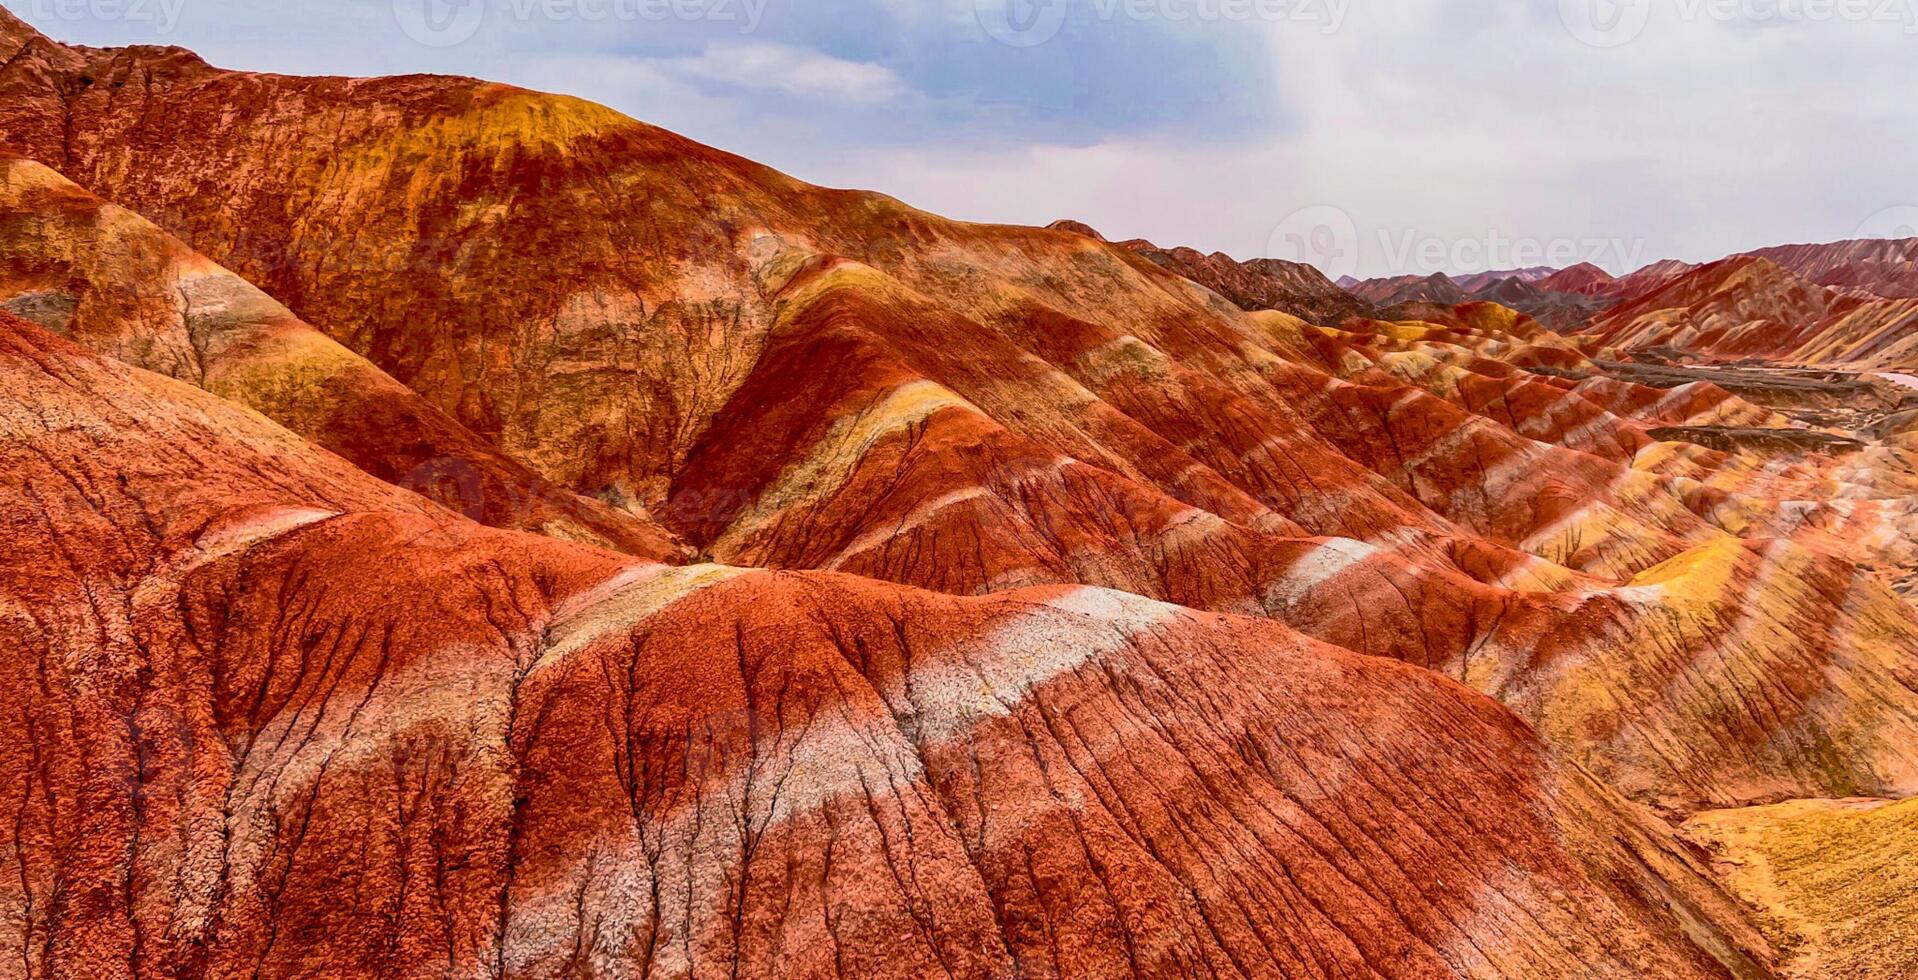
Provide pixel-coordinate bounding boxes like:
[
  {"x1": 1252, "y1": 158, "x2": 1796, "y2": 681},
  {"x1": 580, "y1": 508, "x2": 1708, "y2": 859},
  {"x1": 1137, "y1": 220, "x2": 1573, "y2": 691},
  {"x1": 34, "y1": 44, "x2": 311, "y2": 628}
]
[
  {"x1": 659, "y1": 42, "x2": 905, "y2": 104},
  {"x1": 773, "y1": 2, "x2": 1918, "y2": 278},
  {"x1": 498, "y1": 53, "x2": 748, "y2": 137}
]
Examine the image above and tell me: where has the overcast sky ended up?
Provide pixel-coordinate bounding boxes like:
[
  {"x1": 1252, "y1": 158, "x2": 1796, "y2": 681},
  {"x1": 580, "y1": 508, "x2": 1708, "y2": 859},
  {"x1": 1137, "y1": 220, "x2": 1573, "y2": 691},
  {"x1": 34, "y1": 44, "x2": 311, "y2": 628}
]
[{"x1": 15, "y1": 0, "x2": 1918, "y2": 277}]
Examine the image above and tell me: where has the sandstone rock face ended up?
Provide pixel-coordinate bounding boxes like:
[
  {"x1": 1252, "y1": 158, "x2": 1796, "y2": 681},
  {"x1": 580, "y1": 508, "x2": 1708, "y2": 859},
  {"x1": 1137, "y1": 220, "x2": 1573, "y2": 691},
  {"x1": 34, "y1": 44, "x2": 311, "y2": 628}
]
[
  {"x1": 1537, "y1": 263, "x2": 1619, "y2": 298},
  {"x1": 1609, "y1": 258, "x2": 1701, "y2": 303},
  {"x1": 3, "y1": 7, "x2": 1918, "y2": 977},
  {"x1": 1450, "y1": 268, "x2": 1558, "y2": 292},
  {"x1": 1465, "y1": 275, "x2": 1606, "y2": 332},
  {"x1": 1344, "y1": 271, "x2": 1607, "y2": 332}
]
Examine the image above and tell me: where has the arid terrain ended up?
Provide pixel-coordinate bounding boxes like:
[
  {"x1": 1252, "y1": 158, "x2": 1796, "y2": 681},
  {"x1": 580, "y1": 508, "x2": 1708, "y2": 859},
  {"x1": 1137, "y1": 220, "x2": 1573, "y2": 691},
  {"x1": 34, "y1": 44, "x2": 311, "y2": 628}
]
[{"x1": 2, "y1": 8, "x2": 1916, "y2": 978}]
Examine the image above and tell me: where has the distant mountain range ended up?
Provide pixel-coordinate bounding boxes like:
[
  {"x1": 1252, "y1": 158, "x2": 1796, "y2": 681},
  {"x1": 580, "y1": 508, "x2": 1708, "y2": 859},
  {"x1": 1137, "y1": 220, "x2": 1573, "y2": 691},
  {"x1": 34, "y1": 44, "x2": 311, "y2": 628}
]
[
  {"x1": 1586, "y1": 255, "x2": 1918, "y2": 369},
  {"x1": 1298, "y1": 240, "x2": 1917, "y2": 338},
  {"x1": 1742, "y1": 238, "x2": 1918, "y2": 299},
  {"x1": 1074, "y1": 225, "x2": 1380, "y2": 325}
]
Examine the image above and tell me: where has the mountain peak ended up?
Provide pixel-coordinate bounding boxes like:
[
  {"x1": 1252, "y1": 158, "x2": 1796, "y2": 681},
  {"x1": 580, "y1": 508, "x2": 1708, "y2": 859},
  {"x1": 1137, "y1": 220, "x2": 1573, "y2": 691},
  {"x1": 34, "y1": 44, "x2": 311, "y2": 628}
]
[
  {"x1": 1539, "y1": 262, "x2": 1618, "y2": 297},
  {"x1": 1047, "y1": 219, "x2": 1107, "y2": 242}
]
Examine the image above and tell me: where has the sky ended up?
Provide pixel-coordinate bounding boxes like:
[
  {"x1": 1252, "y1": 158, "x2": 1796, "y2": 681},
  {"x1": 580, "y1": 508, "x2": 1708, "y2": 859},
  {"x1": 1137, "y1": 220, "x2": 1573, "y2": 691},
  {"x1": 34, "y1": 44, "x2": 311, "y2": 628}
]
[{"x1": 13, "y1": 0, "x2": 1918, "y2": 278}]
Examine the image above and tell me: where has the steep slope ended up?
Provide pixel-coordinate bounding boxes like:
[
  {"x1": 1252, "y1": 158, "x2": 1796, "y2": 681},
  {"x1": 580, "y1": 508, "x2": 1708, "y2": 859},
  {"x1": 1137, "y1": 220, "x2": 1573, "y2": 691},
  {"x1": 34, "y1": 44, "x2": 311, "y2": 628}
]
[
  {"x1": 2, "y1": 24, "x2": 1307, "y2": 525},
  {"x1": 6, "y1": 17, "x2": 1918, "y2": 976},
  {"x1": 663, "y1": 253, "x2": 1918, "y2": 817},
  {"x1": 1348, "y1": 272, "x2": 1471, "y2": 308},
  {"x1": 1452, "y1": 268, "x2": 1557, "y2": 292},
  {"x1": 1468, "y1": 275, "x2": 1606, "y2": 332},
  {"x1": 1786, "y1": 298, "x2": 1918, "y2": 369},
  {"x1": 1608, "y1": 258, "x2": 1701, "y2": 303},
  {"x1": 0, "y1": 309, "x2": 1778, "y2": 978},
  {"x1": 1586, "y1": 257, "x2": 1840, "y2": 357}
]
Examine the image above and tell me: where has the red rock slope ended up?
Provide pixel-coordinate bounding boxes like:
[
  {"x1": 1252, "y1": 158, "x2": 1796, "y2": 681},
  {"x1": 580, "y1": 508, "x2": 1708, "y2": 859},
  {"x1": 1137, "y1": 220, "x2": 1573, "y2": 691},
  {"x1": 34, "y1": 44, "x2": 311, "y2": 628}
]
[
  {"x1": 0, "y1": 150, "x2": 684, "y2": 559},
  {"x1": 0, "y1": 310, "x2": 1774, "y2": 978}
]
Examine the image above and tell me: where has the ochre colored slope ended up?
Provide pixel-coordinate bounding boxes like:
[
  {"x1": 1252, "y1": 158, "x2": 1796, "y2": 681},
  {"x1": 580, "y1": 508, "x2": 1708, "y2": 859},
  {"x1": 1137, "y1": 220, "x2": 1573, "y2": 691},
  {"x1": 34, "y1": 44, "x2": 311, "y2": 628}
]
[
  {"x1": 0, "y1": 310, "x2": 1776, "y2": 978},
  {"x1": 660, "y1": 255, "x2": 1918, "y2": 816},
  {"x1": 0, "y1": 21, "x2": 1850, "y2": 580},
  {"x1": 1586, "y1": 257, "x2": 1840, "y2": 358},
  {"x1": 1686, "y1": 798, "x2": 1918, "y2": 978}
]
